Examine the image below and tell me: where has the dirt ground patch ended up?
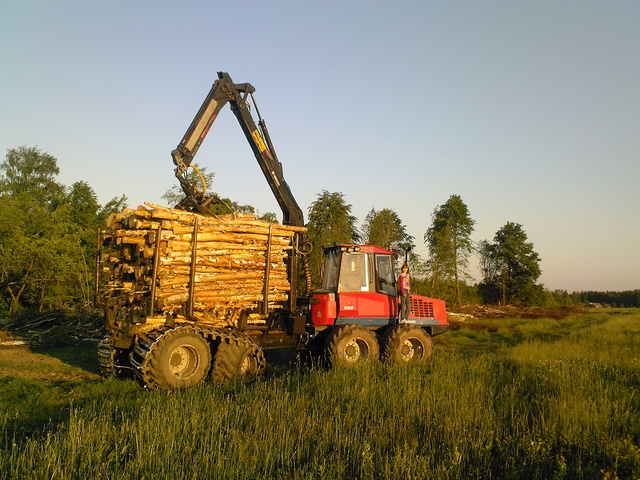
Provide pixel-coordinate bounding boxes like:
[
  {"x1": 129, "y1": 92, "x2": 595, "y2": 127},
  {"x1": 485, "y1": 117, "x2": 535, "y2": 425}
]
[{"x1": 0, "y1": 329, "x2": 25, "y2": 345}]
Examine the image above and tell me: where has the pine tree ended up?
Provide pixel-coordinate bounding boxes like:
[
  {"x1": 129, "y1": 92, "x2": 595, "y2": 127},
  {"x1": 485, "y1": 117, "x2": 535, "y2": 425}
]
[{"x1": 479, "y1": 222, "x2": 543, "y2": 305}]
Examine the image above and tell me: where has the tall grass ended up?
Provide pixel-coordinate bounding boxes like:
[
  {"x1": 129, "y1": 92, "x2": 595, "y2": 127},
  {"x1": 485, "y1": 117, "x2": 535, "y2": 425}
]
[{"x1": 1, "y1": 311, "x2": 639, "y2": 479}]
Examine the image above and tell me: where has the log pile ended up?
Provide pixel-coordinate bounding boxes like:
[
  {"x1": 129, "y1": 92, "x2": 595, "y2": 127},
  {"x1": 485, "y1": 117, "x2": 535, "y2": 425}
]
[{"x1": 99, "y1": 203, "x2": 306, "y2": 327}]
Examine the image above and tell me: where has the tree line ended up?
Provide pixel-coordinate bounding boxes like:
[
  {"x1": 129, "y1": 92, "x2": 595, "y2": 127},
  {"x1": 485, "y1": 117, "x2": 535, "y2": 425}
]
[
  {"x1": 1, "y1": 146, "x2": 634, "y2": 315},
  {"x1": 546, "y1": 289, "x2": 640, "y2": 308},
  {"x1": 0, "y1": 147, "x2": 126, "y2": 315},
  {"x1": 304, "y1": 190, "x2": 546, "y2": 307}
]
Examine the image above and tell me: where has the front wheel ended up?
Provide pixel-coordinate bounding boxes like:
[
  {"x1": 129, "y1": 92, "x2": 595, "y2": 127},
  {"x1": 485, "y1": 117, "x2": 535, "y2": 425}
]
[
  {"x1": 382, "y1": 325, "x2": 433, "y2": 365},
  {"x1": 324, "y1": 325, "x2": 380, "y2": 367}
]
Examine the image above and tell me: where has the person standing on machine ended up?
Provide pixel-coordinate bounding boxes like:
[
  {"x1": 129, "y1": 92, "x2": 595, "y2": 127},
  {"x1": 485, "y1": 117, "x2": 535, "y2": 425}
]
[{"x1": 398, "y1": 263, "x2": 411, "y2": 323}]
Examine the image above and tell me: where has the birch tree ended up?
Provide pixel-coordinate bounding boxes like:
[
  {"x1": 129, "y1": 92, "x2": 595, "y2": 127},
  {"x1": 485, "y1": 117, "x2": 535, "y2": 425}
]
[
  {"x1": 305, "y1": 191, "x2": 359, "y2": 287},
  {"x1": 424, "y1": 194, "x2": 475, "y2": 305}
]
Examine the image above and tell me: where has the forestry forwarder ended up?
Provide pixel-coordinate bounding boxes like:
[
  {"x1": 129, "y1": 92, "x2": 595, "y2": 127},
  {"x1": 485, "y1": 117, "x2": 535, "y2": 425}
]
[{"x1": 96, "y1": 71, "x2": 448, "y2": 389}]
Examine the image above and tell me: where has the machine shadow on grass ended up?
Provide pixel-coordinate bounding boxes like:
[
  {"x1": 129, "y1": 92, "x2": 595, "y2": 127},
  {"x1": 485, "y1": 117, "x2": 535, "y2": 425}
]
[
  {"x1": 262, "y1": 348, "x2": 320, "y2": 378},
  {"x1": 30, "y1": 340, "x2": 103, "y2": 375}
]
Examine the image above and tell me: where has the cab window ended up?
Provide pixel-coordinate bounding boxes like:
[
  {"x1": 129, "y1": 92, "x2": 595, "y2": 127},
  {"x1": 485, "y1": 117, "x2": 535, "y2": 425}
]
[
  {"x1": 338, "y1": 253, "x2": 369, "y2": 292},
  {"x1": 321, "y1": 249, "x2": 341, "y2": 291},
  {"x1": 375, "y1": 254, "x2": 396, "y2": 296}
]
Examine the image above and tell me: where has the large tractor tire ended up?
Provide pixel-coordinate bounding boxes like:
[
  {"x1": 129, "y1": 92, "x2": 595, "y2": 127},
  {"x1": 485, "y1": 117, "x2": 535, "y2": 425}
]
[
  {"x1": 324, "y1": 325, "x2": 380, "y2": 367},
  {"x1": 132, "y1": 327, "x2": 212, "y2": 390},
  {"x1": 211, "y1": 332, "x2": 265, "y2": 382},
  {"x1": 382, "y1": 324, "x2": 433, "y2": 365}
]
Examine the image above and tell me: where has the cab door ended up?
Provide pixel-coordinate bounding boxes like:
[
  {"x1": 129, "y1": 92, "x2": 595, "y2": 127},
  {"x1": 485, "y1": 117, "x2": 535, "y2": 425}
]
[
  {"x1": 370, "y1": 253, "x2": 398, "y2": 319},
  {"x1": 336, "y1": 253, "x2": 397, "y2": 325}
]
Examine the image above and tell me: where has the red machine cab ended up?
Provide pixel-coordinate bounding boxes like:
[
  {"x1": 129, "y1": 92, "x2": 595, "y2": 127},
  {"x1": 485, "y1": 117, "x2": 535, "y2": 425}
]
[{"x1": 310, "y1": 244, "x2": 448, "y2": 336}]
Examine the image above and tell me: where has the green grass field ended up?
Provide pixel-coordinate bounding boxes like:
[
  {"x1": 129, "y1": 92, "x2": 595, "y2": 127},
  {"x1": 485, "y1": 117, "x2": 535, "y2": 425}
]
[{"x1": 1, "y1": 310, "x2": 639, "y2": 479}]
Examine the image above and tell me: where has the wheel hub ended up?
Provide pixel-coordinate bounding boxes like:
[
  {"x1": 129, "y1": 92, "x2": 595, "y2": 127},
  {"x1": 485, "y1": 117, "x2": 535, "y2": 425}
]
[
  {"x1": 169, "y1": 346, "x2": 196, "y2": 376},
  {"x1": 344, "y1": 338, "x2": 368, "y2": 362},
  {"x1": 239, "y1": 353, "x2": 257, "y2": 376},
  {"x1": 400, "y1": 340, "x2": 414, "y2": 359},
  {"x1": 399, "y1": 339, "x2": 424, "y2": 362}
]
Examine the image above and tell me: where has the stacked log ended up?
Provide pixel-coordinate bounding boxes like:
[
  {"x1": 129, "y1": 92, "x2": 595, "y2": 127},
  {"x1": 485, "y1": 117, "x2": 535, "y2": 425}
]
[{"x1": 99, "y1": 203, "x2": 306, "y2": 327}]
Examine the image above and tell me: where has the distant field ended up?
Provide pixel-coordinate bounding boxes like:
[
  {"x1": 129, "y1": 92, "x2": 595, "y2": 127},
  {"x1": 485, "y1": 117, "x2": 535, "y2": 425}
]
[{"x1": 1, "y1": 310, "x2": 639, "y2": 479}]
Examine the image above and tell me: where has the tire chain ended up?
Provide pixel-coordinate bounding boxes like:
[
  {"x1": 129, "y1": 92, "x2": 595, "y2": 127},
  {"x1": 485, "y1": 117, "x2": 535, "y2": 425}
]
[
  {"x1": 129, "y1": 325, "x2": 266, "y2": 389},
  {"x1": 97, "y1": 335, "x2": 117, "y2": 376}
]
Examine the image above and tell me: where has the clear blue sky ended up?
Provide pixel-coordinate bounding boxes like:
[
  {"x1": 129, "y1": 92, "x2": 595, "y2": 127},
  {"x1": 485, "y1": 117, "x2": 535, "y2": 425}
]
[{"x1": 1, "y1": 1, "x2": 638, "y2": 292}]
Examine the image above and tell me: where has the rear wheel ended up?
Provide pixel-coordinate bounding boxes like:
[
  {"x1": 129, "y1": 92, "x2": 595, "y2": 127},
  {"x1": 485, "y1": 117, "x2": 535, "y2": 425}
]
[
  {"x1": 382, "y1": 325, "x2": 433, "y2": 365},
  {"x1": 140, "y1": 327, "x2": 211, "y2": 389},
  {"x1": 211, "y1": 332, "x2": 265, "y2": 382},
  {"x1": 324, "y1": 325, "x2": 380, "y2": 367},
  {"x1": 97, "y1": 335, "x2": 131, "y2": 378}
]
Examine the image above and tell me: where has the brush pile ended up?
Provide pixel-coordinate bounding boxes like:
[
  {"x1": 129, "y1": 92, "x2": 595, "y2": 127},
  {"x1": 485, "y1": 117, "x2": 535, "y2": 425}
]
[
  {"x1": 99, "y1": 203, "x2": 306, "y2": 325},
  {"x1": 2, "y1": 311, "x2": 104, "y2": 346}
]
